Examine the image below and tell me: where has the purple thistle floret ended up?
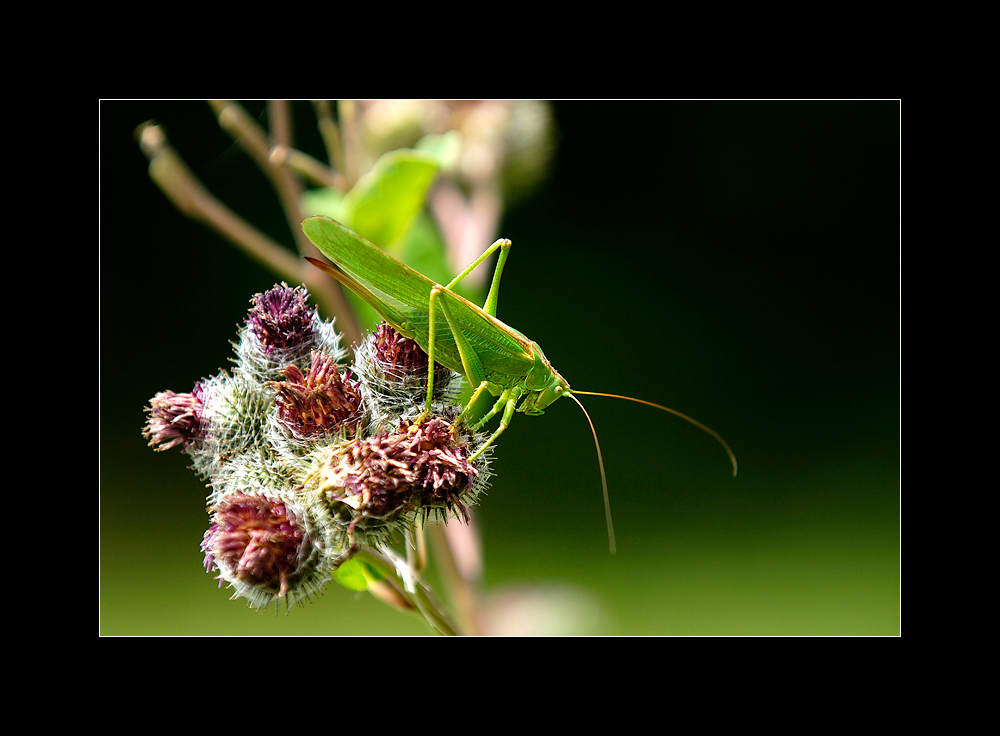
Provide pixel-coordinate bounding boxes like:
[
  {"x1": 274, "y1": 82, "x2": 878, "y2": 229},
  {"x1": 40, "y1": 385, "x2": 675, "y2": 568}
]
[
  {"x1": 269, "y1": 351, "x2": 364, "y2": 437},
  {"x1": 246, "y1": 283, "x2": 315, "y2": 354},
  {"x1": 143, "y1": 383, "x2": 207, "y2": 451},
  {"x1": 202, "y1": 492, "x2": 310, "y2": 601},
  {"x1": 324, "y1": 417, "x2": 479, "y2": 529},
  {"x1": 373, "y1": 322, "x2": 429, "y2": 377},
  {"x1": 372, "y1": 322, "x2": 451, "y2": 388}
]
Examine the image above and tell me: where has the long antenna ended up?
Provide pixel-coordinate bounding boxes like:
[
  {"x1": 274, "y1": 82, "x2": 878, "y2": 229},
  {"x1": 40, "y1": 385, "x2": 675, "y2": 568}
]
[
  {"x1": 567, "y1": 392, "x2": 616, "y2": 554},
  {"x1": 572, "y1": 391, "x2": 738, "y2": 477}
]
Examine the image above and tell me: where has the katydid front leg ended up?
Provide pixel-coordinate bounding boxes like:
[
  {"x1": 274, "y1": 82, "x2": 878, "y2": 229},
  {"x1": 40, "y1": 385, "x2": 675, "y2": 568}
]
[
  {"x1": 454, "y1": 380, "x2": 491, "y2": 428},
  {"x1": 468, "y1": 387, "x2": 522, "y2": 464}
]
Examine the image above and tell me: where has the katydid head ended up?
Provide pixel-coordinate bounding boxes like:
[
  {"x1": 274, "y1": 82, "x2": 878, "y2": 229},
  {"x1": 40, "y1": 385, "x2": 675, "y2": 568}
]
[
  {"x1": 519, "y1": 342, "x2": 571, "y2": 415},
  {"x1": 520, "y1": 372, "x2": 571, "y2": 415}
]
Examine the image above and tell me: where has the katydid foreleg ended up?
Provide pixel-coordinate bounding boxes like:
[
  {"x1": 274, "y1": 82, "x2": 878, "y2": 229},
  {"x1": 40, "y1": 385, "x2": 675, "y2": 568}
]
[
  {"x1": 454, "y1": 380, "x2": 491, "y2": 428},
  {"x1": 468, "y1": 387, "x2": 522, "y2": 464}
]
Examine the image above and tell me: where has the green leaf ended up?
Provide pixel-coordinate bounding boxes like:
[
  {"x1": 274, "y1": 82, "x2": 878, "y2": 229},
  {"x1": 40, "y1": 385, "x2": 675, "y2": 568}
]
[
  {"x1": 332, "y1": 557, "x2": 385, "y2": 592},
  {"x1": 300, "y1": 186, "x2": 345, "y2": 221},
  {"x1": 415, "y1": 130, "x2": 462, "y2": 171},
  {"x1": 333, "y1": 558, "x2": 370, "y2": 591},
  {"x1": 342, "y1": 149, "x2": 440, "y2": 248},
  {"x1": 397, "y1": 213, "x2": 453, "y2": 288}
]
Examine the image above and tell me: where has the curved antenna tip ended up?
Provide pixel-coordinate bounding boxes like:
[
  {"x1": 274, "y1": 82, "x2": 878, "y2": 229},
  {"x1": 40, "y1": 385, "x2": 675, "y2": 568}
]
[
  {"x1": 567, "y1": 393, "x2": 616, "y2": 554},
  {"x1": 573, "y1": 390, "x2": 737, "y2": 479}
]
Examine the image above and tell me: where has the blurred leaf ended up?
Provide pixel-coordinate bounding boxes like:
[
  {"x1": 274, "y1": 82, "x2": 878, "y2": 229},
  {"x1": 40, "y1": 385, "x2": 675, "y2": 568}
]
[
  {"x1": 342, "y1": 149, "x2": 440, "y2": 248},
  {"x1": 333, "y1": 558, "x2": 370, "y2": 591},
  {"x1": 415, "y1": 130, "x2": 462, "y2": 171},
  {"x1": 397, "y1": 214, "x2": 454, "y2": 289},
  {"x1": 333, "y1": 557, "x2": 387, "y2": 592},
  {"x1": 300, "y1": 186, "x2": 346, "y2": 221}
]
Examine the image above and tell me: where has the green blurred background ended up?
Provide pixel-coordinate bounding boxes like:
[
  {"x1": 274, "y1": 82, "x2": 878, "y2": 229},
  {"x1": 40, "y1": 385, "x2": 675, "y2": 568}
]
[{"x1": 100, "y1": 101, "x2": 899, "y2": 635}]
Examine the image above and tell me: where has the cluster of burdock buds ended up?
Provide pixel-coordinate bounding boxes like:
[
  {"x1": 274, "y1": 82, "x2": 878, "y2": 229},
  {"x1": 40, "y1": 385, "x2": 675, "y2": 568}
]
[{"x1": 143, "y1": 283, "x2": 491, "y2": 613}]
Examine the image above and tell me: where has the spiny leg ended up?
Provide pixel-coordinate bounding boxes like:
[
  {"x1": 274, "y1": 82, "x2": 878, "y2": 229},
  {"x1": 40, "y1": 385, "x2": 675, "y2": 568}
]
[
  {"x1": 470, "y1": 387, "x2": 517, "y2": 431},
  {"x1": 424, "y1": 284, "x2": 485, "y2": 416},
  {"x1": 454, "y1": 380, "x2": 491, "y2": 428},
  {"x1": 429, "y1": 285, "x2": 489, "y2": 426},
  {"x1": 482, "y1": 238, "x2": 511, "y2": 317},
  {"x1": 445, "y1": 238, "x2": 512, "y2": 318},
  {"x1": 428, "y1": 239, "x2": 512, "y2": 432},
  {"x1": 423, "y1": 286, "x2": 447, "y2": 415},
  {"x1": 468, "y1": 388, "x2": 520, "y2": 464}
]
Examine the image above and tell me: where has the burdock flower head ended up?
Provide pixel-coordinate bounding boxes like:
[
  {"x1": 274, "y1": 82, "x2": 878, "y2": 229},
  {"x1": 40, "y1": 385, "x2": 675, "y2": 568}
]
[
  {"x1": 144, "y1": 281, "x2": 498, "y2": 622},
  {"x1": 143, "y1": 384, "x2": 207, "y2": 451},
  {"x1": 354, "y1": 322, "x2": 458, "y2": 414},
  {"x1": 201, "y1": 490, "x2": 346, "y2": 612},
  {"x1": 268, "y1": 350, "x2": 365, "y2": 439},
  {"x1": 373, "y1": 322, "x2": 434, "y2": 379},
  {"x1": 236, "y1": 283, "x2": 345, "y2": 381},
  {"x1": 308, "y1": 416, "x2": 488, "y2": 546},
  {"x1": 246, "y1": 282, "x2": 315, "y2": 353}
]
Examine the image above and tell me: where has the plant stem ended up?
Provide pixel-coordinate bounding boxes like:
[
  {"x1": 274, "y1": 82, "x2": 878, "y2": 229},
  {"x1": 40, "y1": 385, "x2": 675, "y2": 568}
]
[
  {"x1": 429, "y1": 522, "x2": 484, "y2": 635},
  {"x1": 312, "y1": 100, "x2": 346, "y2": 180},
  {"x1": 206, "y1": 100, "x2": 362, "y2": 347},
  {"x1": 357, "y1": 545, "x2": 459, "y2": 635},
  {"x1": 136, "y1": 121, "x2": 304, "y2": 284},
  {"x1": 270, "y1": 144, "x2": 345, "y2": 189}
]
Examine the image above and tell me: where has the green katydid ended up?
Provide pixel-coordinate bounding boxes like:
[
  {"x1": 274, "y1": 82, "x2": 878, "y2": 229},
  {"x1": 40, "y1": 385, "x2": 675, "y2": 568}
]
[{"x1": 301, "y1": 215, "x2": 737, "y2": 553}]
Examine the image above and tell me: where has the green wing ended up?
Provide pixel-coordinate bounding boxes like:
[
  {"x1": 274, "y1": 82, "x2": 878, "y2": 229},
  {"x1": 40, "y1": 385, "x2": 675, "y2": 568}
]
[{"x1": 302, "y1": 216, "x2": 534, "y2": 386}]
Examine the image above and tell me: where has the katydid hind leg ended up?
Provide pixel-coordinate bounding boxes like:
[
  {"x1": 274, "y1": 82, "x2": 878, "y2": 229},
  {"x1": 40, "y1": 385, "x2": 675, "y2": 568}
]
[
  {"x1": 428, "y1": 285, "x2": 491, "y2": 425},
  {"x1": 435, "y1": 289, "x2": 487, "y2": 389},
  {"x1": 423, "y1": 287, "x2": 441, "y2": 415},
  {"x1": 482, "y1": 238, "x2": 512, "y2": 317},
  {"x1": 445, "y1": 238, "x2": 512, "y2": 317}
]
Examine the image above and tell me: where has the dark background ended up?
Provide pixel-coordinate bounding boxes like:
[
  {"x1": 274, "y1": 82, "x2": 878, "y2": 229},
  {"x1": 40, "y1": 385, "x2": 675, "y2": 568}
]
[{"x1": 100, "y1": 101, "x2": 899, "y2": 635}]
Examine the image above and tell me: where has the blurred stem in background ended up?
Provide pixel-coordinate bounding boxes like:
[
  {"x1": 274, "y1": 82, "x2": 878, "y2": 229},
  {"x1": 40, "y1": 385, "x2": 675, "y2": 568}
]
[{"x1": 136, "y1": 100, "x2": 556, "y2": 634}]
